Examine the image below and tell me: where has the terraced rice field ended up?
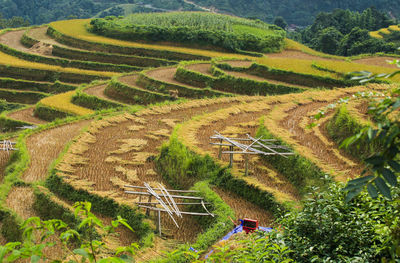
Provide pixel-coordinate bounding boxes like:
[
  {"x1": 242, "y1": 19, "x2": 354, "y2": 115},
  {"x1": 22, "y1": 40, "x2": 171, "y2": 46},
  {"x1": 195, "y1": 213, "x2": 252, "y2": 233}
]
[
  {"x1": 55, "y1": 97, "x2": 267, "y2": 242},
  {"x1": 0, "y1": 16, "x2": 395, "y2": 261}
]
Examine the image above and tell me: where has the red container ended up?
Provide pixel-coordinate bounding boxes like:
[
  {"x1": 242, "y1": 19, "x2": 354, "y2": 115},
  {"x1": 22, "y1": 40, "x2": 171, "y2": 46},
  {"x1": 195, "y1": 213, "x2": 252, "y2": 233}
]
[{"x1": 242, "y1": 218, "x2": 258, "y2": 234}]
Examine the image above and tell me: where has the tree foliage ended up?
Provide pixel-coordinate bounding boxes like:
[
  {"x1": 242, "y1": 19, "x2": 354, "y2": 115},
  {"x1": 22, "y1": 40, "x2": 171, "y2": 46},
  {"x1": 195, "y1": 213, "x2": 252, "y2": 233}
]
[
  {"x1": 0, "y1": 0, "x2": 398, "y2": 27},
  {"x1": 0, "y1": 13, "x2": 29, "y2": 29},
  {"x1": 300, "y1": 8, "x2": 397, "y2": 56}
]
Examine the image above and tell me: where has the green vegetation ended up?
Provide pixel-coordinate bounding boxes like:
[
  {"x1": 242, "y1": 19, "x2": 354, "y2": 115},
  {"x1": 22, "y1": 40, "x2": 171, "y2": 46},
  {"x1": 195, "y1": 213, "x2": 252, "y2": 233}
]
[
  {"x1": 1, "y1": 0, "x2": 399, "y2": 27},
  {"x1": 157, "y1": 129, "x2": 284, "y2": 215},
  {"x1": 267, "y1": 183, "x2": 399, "y2": 262},
  {"x1": 90, "y1": 12, "x2": 285, "y2": 53},
  {"x1": 299, "y1": 8, "x2": 397, "y2": 56},
  {"x1": 327, "y1": 105, "x2": 381, "y2": 159},
  {"x1": 105, "y1": 78, "x2": 173, "y2": 105},
  {"x1": 0, "y1": 201, "x2": 139, "y2": 262}
]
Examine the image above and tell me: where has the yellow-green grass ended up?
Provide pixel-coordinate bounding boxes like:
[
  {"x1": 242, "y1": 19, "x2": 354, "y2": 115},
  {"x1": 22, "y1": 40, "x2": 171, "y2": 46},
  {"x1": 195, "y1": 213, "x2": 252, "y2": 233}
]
[
  {"x1": 370, "y1": 30, "x2": 384, "y2": 39},
  {"x1": 39, "y1": 91, "x2": 94, "y2": 116},
  {"x1": 389, "y1": 25, "x2": 400, "y2": 31},
  {"x1": 284, "y1": 38, "x2": 345, "y2": 60},
  {"x1": 257, "y1": 56, "x2": 400, "y2": 82},
  {"x1": 316, "y1": 60, "x2": 400, "y2": 82},
  {"x1": 370, "y1": 25, "x2": 400, "y2": 39},
  {"x1": 49, "y1": 19, "x2": 251, "y2": 59},
  {"x1": 256, "y1": 57, "x2": 339, "y2": 78},
  {"x1": 0, "y1": 48, "x2": 116, "y2": 78},
  {"x1": 378, "y1": 28, "x2": 391, "y2": 35}
]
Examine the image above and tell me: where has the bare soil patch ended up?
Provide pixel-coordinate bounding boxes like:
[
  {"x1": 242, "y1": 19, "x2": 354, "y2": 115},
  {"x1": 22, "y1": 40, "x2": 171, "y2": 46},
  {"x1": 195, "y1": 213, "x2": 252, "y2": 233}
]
[
  {"x1": 27, "y1": 27, "x2": 62, "y2": 46},
  {"x1": 353, "y1": 56, "x2": 400, "y2": 69},
  {"x1": 268, "y1": 50, "x2": 332, "y2": 60},
  {"x1": 7, "y1": 107, "x2": 47, "y2": 125},
  {"x1": 22, "y1": 119, "x2": 92, "y2": 183},
  {"x1": 186, "y1": 63, "x2": 213, "y2": 76},
  {"x1": 0, "y1": 30, "x2": 30, "y2": 51},
  {"x1": 0, "y1": 29, "x2": 54, "y2": 57},
  {"x1": 84, "y1": 84, "x2": 121, "y2": 104},
  {"x1": 223, "y1": 60, "x2": 254, "y2": 68},
  {"x1": 146, "y1": 67, "x2": 200, "y2": 89},
  {"x1": 119, "y1": 74, "x2": 139, "y2": 86}
]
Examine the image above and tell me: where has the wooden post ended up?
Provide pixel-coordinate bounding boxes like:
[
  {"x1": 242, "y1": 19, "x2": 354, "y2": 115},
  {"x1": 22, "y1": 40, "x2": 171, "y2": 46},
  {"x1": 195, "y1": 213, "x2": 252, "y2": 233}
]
[
  {"x1": 229, "y1": 145, "x2": 233, "y2": 168},
  {"x1": 146, "y1": 195, "x2": 152, "y2": 216},
  {"x1": 244, "y1": 154, "x2": 249, "y2": 176},
  {"x1": 157, "y1": 210, "x2": 161, "y2": 237},
  {"x1": 218, "y1": 139, "x2": 223, "y2": 159}
]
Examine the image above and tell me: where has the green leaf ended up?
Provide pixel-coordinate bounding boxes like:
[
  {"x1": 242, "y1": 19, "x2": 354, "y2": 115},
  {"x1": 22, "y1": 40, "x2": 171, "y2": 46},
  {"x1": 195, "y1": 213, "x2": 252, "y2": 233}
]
[
  {"x1": 365, "y1": 156, "x2": 384, "y2": 165},
  {"x1": 367, "y1": 184, "x2": 378, "y2": 199},
  {"x1": 31, "y1": 255, "x2": 41, "y2": 263},
  {"x1": 345, "y1": 187, "x2": 363, "y2": 203},
  {"x1": 346, "y1": 175, "x2": 374, "y2": 186},
  {"x1": 392, "y1": 99, "x2": 400, "y2": 110},
  {"x1": 73, "y1": 248, "x2": 89, "y2": 259},
  {"x1": 382, "y1": 168, "x2": 397, "y2": 187},
  {"x1": 388, "y1": 160, "x2": 400, "y2": 172},
  {"x1": 374, "y1": 177, "x2": 392, "y2": 200}
]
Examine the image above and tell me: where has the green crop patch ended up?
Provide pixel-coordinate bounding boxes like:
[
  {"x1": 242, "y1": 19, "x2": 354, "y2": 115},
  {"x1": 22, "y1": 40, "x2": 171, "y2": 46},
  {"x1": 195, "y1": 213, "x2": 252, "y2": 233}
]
[{"x1": 90, "y1": 12, "x2": 285, "y2": 53}]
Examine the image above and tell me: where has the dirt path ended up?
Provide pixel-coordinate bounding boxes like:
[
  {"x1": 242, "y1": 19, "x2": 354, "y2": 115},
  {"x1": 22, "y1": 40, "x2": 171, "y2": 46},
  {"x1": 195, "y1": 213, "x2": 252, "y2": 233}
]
[
  {"x1": 119, "y1": 74, "x2": 139, "y2": 86},
  {"x1": 0, "y1": 29, "x2": 56, "y2": 57},
  {"x1": 267, "y1": 50, "x2": 330, "y2": 60},
  {"x1": 84, "y1": 83, "x2": 122, "y2": 104},
  {"x1": 0, "y1": 30, "x2": 31, "y2": 51},
  {"x1": 7, "y1": 107, "x2": 47, "y2": 125},
  {"x1": 22, "y1": 119, "x2": 92, "y2": 183},
  {"x1": 353, "y1": 56, "x2": 399, "y2": 69},
  {"x1": 223, "y1": 60, "x2": 254, "y2": 68},
  {"x1": 280, "y1": 101, "x2": 363, "y2": 180},
  {"x1": 146, "y1": 67, "x2": 201, "y2": 89},
  {"x1": 186, "y1": 63, "x2": 213, "y2": 76},
  {"x1": 27, "y1": 27, "x2": 64, "y2": 47}
]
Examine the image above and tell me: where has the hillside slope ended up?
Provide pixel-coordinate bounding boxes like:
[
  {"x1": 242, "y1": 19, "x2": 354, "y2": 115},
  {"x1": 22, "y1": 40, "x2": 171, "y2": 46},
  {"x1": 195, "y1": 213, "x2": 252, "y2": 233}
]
[{"x1": 0, "y1": 0, "x2": 398, "y2": 26}]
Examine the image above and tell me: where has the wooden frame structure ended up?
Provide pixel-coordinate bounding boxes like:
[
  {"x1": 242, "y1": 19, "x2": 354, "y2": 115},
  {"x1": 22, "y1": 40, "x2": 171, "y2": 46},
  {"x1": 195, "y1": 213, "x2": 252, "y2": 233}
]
[
  {"x1": 125, "y1": 183, "x2": 214, "y2": 236},
  {"x1": 210, "y1": 131, "x2": 293, "y2": 176},
  {"x1": 0, "y1": 140, "x2": 17, "y2": 152}
]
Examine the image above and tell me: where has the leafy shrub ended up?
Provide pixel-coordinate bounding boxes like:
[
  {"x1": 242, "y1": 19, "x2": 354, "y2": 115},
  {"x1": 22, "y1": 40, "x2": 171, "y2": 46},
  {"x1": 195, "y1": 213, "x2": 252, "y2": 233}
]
[
  {"x1": 275, "y1": 183, "x2": 400, "y2": 262},
  {"x1": 327, "y1": 105, "x2": 381, "y2": 159}
]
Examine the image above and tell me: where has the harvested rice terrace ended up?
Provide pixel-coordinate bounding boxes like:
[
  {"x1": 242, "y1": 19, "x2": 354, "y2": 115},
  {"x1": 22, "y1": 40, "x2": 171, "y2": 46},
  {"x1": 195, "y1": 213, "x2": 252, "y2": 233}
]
[{"x1": 0, "y1": 15, "x2": 397, "y2": 262}]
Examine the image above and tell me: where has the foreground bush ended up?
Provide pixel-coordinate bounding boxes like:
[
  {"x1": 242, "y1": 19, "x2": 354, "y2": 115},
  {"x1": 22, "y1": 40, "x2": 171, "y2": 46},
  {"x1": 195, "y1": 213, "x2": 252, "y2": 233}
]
[
  {"x1": 276, "y1": 183, "x2": 400, "y2": 262},
  {"x1": 0, "y1": 202, "x2": 138, "y2": 262}
]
